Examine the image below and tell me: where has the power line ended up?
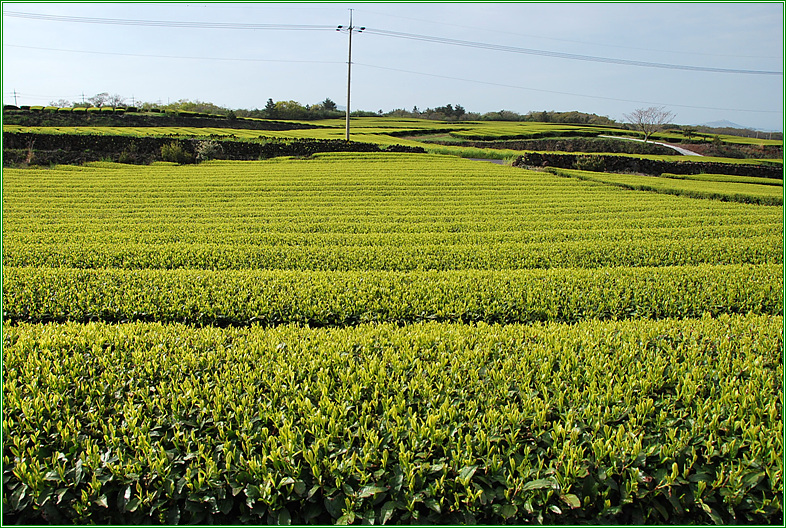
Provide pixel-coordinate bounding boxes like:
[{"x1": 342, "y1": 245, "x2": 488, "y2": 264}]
[
  {"x1": 3, "y1": 44, "x2": 343, "y2": 65},
  {"x1": 5, "y1": 9, "x2": 781, "y2": 76},
  {"x1": 360, "y1": 28, "x2": 783, "y2": 76},
  {"x1": 4, "y1": 91, "x2": 84, "y2": 100},
  {"x1": 354, "y1": 7, "x2": 781, "y2": 60},
  {"x1": 4, "y1": 10, "x2": 781, "y2": 119},
  {"x1": 2, "y1": 10, "x2": 335, "y2": 30},
  {"x1": 4, "y1": 43, "x2": 779, "y2": 115},
  {"x1": 354, "y1": 62, "x2": 781, "y2": 114}
]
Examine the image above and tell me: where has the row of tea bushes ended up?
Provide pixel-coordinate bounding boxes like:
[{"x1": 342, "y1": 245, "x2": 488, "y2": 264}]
[
  {"x1": 3, "y1": 264, "x2": 781, "y2": 326},
  {"x1": 547, "y1": 168, "x2": 783, "y2": 206},
  {"x1": 3, "y1": 315, "x2": 782, "y2": 524}
]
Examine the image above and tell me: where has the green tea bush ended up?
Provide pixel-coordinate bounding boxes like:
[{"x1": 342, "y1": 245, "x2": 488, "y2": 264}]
[
  {"x1": 2, "y1": 154, "x2": 782, "y2": 524},
  {"x1": 3, "y1": 315, "x2": 782, "y2": 524},
  {"x1": 160, "y1": 141, "x2": 194, "y2": 164},
  {"x1": 3, "y1": 264, "x2": 782, "y2": 326}
]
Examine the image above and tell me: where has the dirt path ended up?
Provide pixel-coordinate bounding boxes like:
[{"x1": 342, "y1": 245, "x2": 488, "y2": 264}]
[
  {"x1": 468, "y1": 158, "x2": 508, "y2": 164},
  {"x1": 600, "y1": 135, "x2": 703, "y2": 156}
]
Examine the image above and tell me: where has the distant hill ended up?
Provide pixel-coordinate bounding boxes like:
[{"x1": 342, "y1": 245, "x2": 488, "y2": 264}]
[
  {"x1": 696, "y1": 120, "x2": 782, "y2": 139},
  {"x1": 700, "y1": 120, "x2": 748, "y2": 129}
]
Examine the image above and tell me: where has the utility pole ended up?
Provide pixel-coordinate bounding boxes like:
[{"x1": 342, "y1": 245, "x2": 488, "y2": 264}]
[
  {"x1": 337, "y1": 9, "x2": 364, "y2": 141},
  {"x1": 13, "y1": 89, "x2": 18, "y2": 106}
]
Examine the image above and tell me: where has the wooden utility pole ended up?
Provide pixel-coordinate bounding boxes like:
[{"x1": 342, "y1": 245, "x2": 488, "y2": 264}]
[{"x1": 337, "y1": 10, "x2": 364, "y2": 141}]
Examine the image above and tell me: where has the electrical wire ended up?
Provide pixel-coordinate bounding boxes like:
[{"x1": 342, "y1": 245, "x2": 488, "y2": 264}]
[
  {"x1": 4, "y1": 44, "x2": 343, "y2": 65},
  {"x1": 4, "y1": 43, "x2": 779, "y2": 114},
  {"x1": 354, "y1": 62, "x2": 781, "y2": 114},
  {"x1": 4, "y1": 10, "x2": 781, "y2": 118},
  {"x1": 5, "y1": 9, "x2": 781, "y2": 75},
  {"x1": 354, "y1": 7, "x2": 781, "y2": 60},
  {"x1": 4, "y1": 92, "x2": 84, "y2": 100},
  {"x1": 361, "y1": 28, "x2": 783, "y2": 76},
  {"x1": 2, "y1": 10, "x2": 336, "y2": 30}
]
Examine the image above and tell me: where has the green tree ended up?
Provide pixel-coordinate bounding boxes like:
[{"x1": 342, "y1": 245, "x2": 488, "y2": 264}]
[
  {"x1": 264, "y1": 98, "x2": 277, "y2": 119},
  {"x1": 274, "y1": 100, "x2": 308, "y2": 119},
  {"x1": 321, "y1": 97, "x2": 337, "y2": 111}
]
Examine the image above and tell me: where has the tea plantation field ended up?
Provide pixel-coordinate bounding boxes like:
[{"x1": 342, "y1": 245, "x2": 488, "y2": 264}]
[{"x1": 2, "y1": 153, "x2": 783, "y2": 524}]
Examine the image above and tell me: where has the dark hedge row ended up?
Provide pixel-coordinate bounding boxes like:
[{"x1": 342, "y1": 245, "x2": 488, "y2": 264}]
[
  {"x1": 454, "y1": 129, "x2": 601, "y2": 141},
  {"x1": 430, "y1": 137, "x2": 677, "y2": 156},
  {"x1": 2, "y1": 132, "x2": 425, "y2": 166},
  {"x1": 512, "y1": 152, "x2": 783, "y2": 180},
  {"x1": 2, "y1": 108, "x2": 323, "y2": 131}
]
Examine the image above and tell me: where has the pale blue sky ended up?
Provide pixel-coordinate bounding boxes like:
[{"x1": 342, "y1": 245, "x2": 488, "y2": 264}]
[{"x1": 2, "y1": 2, "x2": 783, "y2": 130}]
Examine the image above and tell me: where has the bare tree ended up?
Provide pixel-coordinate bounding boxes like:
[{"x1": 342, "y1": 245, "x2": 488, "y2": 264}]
[
  {"x1": 623, "y1": 106, "x2": 676, "y2": 142},
  {"x1": 49, "y1": 99, "x2": 72, "y2": 108},
  {"x1": 88, "y1": 92, "x2": 109, "y2": 108},
  {"x1": 108, "y1": 94, "x2": 126, "y2": 109}
]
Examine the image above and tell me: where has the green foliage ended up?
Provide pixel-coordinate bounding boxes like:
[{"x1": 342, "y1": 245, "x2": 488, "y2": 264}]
[
  {"x1": 3, "y1": 264, "x2": 781, "y2": 326},
  {"x1": 519, "y1": 110, "x2": 617, "y2": 126},
  {"x1": 3, "y1": 155, "x2": 781, "y2": 270},
  {"x1": 514, "y1": 151, "x2": 782, "y2": 179},
  {"x1": 160, "y1": 141, "x2": 194, "y2": 164},
  {"x1": 117, "y1": 141, "x2": 143, "y2": 164},
  {"x1": 550, "y1": 168, "x2": 783, "y2": 205},
  {"x1": 2, "y1": 153, "x2": 783, "y2": 525},
  {"x1": 574, "y1": 155, "x2": 606, "y2": 172},
  {"x1": 660, "y1": 172, "x2": 783, "y2": 186},
  {"x1": 3, "y1": 315, "x2": 783, "y2": 524}
]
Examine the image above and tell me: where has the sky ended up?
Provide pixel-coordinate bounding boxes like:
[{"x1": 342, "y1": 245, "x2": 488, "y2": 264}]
[{"x1": 2, "y1": 2, "x2": 784, "y2": 131}]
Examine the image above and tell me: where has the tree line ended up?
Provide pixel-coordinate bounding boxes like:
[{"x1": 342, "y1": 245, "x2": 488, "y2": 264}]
[
  {"x1": 43, "y1": 92, "x2": 618, "y2": 124},
  {"x1": 33, "y1": 93, "x2": 780, "y2": 140},
  {"x1": 43, "y1": 93, "x2": 344, "y2": 121}
]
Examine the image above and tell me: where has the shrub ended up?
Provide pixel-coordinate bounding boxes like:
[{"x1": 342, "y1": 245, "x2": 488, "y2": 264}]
[
  {"x1": 574, "y1": 155, "x2": 606, "y2": 172},
  {"x1": 160, "y1": 142, "x2": 193, "y2": 164},
  {"x1": 195, "y1": 140, "x2": 224, "y2": 162},
  {"x1": 118, "y1": 142, "x2": 143, "y2": 164}
]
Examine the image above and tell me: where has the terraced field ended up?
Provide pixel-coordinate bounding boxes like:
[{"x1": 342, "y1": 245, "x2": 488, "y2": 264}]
[
  {"x1": 548, "y1": 168, "x2": 783, "y2": 205},
  {"x1": 2, "y1": 152, "x2": 783, "y2": 524}
]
